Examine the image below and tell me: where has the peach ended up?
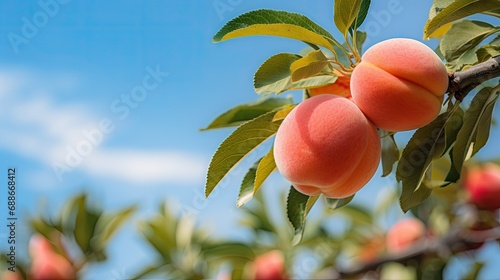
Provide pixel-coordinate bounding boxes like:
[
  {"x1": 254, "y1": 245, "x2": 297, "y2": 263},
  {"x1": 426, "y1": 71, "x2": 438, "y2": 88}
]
[
  {"x1": 251, "y1": 250, "x2": 288, "y2": 280},
  {"x1": 274, "y1": 95, "x2": 381, "y2": 198},
  {"x1": 350, "y1": 38, "x2": 448, "y2": 131},
  {"x1": 29, "y1": 234, "x2": 76, "y2": 280},
  {"x1": 386, "y1": 218, "x2": 426, "y2": 254},
  {"x1": 309, "y1": 74, "x2": 351, "y2": 98},
  {"x1": 464, "y1": 164, "x2": 500, "y2": 210},
  {"x1": 356, "y1": 235, "x2": 385, "y2": 263}
]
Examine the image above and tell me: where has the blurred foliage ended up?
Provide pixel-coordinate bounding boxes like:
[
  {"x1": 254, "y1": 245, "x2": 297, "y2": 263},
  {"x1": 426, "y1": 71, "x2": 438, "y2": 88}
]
[
  {"x1": 3, "y1": 1, "x2": 500, "y2": 280},
  {"x1": 1, "y1": 193, "x2": 136, "y2": 279}
]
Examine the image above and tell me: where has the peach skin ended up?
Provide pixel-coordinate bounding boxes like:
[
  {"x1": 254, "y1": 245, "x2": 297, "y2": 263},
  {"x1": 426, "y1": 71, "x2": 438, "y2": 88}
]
[
  {"x1": 309, "y1": 74, "x2": 351, "y2": 98},
  {"x1": 251, "y1": 250, "x2": 288, "y2": 280},
  {"x1": 464, "y1": 163, "x2": 500, "y2": 210},
  {"x1": 386, "y1": 218, "x2": 426, "y2": 254},
  {"x1": 350, "y1": 38, "x2": 448, "y2": 131},
  {"x1": 29, "y1": 234, "x2": 76, "y2": 280},
  {"x1": 274, "y1": 95, "x2": 381, "y2": 198}
]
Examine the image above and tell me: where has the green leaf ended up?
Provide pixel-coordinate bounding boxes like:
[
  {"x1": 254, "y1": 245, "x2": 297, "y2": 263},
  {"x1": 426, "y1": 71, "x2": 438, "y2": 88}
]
[
  {"x1": 254, "y1": 53, "x2": 301, "y2": 94},
  {"x1": 396, "y1": 108, "x2": 463, "y2": 212},
  {"x1": 290, "y1": 75, "x2": 338, "y2": 90},
  {"x1": 130, "y1": 264, "x2": 170, "y2": 280},
  {"x1": 354, "y1": 31, "x2": 367, "y2": 54},
  {"x1": 428, "y1": 0, "x2": 461, "y2": 22},
  {"x1": 94, "y1": 205, "x2": 137, "y2": 247},
  {"x1": 336, "y1": 205, "x2": 372, "y2": 225},
  {"x1": 444, "y1": 105, "x2": 465, "y2": 154},
  {"x1": 424, "y1": 0, "x2": 500, "y2": 39},
  {"x1": 444, "y1": 149, "x2": 461, "y2": 184},
  {"x1": 334, "y1": 0, "x2": 364, "y2": 36},
  {"x1": 201, "y1": 97, "x2": 293, "y2": 130},
  {"x1": 241, "y1": 192, "x2": 277, "y2": 234},
  {"x1": 73, "y1": 195, "x2": 101, "y2": 254},
  {"x1": 202, "y1": 242, "x2": 256, "y2": 260},
  {"x1": 237, "y1": 159, "x2": 259, "y2": 208},
  {"x1": 400, "y1": 177, "x2": 433, "y2": 213},
  {"x1": 206, "y1": 110, "x2": 282, "y2": 197},
  {"x1": 30, "y1": 217, "x2": 59, "y2": 240},
  {"x1": 483, "y1": 9, "x2": 500, "y2": 18},
  {"x1": 349, "y1": 0, "x2": 371, "y2": 32},
  {"x1": 286, "y1": 187, "x2": 319, "y2": 246},
  {"x1": 333, "y1": 45, "x2": 351, "y2": 67},
  {"x1": 325, "y1": 195, "x2": 355, "y2": 210},
  {"x1": 476, "y1": 39, "x2": 500, "y2": 63},
  {"x1": 254, "y1": 147, "x2": 276, "y2": 194},
  {"x1": 453, "y1": 85, "x2": 500, "y2": 172},
  {"x1": 379, "y1": 130, "x2": 400, "y2": 177},
  {"x1": 290, "y1": 50, "x2": 330, "y2": 82},
  {"x1": 138, "y1": 204, "x2": 177, "y2": 262},
  {"x1": 332, "y1": 31, "x2": 367, "y2": 67},
  {"x1": 213, "y1": 9, "x2": 340, "y2": 53},
  {"x1": 445, "y1": 43, "x2": 480, "y2": 72},
  {"x1": 440, "y1": 20, "x2": 499, "y2": 61}
]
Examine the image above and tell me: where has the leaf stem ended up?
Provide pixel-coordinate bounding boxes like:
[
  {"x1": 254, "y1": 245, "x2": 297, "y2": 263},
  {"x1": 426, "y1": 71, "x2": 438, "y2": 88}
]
[{"x1": 327, "y1": 37, "x2": 353, "y2": 63}]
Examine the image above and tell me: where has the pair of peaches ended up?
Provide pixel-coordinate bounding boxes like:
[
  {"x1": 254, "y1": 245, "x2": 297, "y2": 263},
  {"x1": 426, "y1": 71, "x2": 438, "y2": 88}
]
[{"x1": 274, "y1": 38, "x2": 449, "y2": 198}]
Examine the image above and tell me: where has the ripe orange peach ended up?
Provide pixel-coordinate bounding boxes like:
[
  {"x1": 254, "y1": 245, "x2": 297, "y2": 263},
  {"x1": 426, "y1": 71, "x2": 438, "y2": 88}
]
[
  {"x1": 250, "y1": 250, "x2": 288, "y2": 280},
  {"x1": 464, "y1": 163, "x2": 500, "y2": 210},
  {"x1": 386, "y1": 218, "x2": 426, "y2": 254},
  {"x1": 274, "y1": 95, "x2": 381, "y2": 198},
  {"x1": 29, "y1": 234, "x2": 76, "y2": 280},
  {"x1": 350, "y1": 38, "x2": 448, "y2": 131},
  {"x1": 356, "y1": 234, "x2": 385, "y2": 263},
  {"x1": 309, "y1": 74, "x2": 351, "y2": 98}
]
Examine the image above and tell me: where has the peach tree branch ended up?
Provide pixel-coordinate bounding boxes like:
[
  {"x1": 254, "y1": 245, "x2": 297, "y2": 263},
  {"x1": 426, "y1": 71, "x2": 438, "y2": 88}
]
[
  {"x1": 448, "y1": 56, "x2": 500, "y2": 101},
  {"x1": 331, "y1": 225, "x2": 500, "y2": 279}
]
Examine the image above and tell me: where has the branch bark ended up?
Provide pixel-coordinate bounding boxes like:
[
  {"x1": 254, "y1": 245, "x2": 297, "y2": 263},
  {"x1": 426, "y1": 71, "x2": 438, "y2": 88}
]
[
  {"x1": 448, "y1": 56, "x2": 500, "y2": 101},
  {"x1": 332, "y1": 225, "x2": 500, "y2": 279}
]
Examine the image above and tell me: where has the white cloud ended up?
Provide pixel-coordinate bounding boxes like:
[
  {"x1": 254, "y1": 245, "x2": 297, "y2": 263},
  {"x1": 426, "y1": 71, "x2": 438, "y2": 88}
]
[
  {"x1": 82, "y1": 150, "x2": 207, "y2": 184},
  {"x1": 0, "y1": 68, "x2": 207, "y2": 186}
]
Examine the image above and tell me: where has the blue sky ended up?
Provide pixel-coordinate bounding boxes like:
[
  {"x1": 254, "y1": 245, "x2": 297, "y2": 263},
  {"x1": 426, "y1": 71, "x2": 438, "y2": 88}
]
[{"x1": 0, "y1": 0, "x2": 499, "y2": 279}]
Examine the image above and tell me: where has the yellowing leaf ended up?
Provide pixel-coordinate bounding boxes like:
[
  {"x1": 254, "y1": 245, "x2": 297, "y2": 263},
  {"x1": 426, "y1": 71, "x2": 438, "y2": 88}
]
[
  {"x1": 254, "y1": 148, "x2": 276, "y2": 194},
  {"x1": 254, "y1": 53, "x2": 301, "y2": 94},
  {"x1": 290, "y1": 75, "x2": 338, "y2": 90},
  {"x1": 205, "y1": 110, "x2": 281, "y2": 197},
  {"x1": 290, "y1": 49, "x2": 330, "y2": 82},
  {"x1": 201, "y1": 97, "x2": 293, "y2": 131},
  {"x1": 236, "y1": 147, "x2": 277, "y2": 208},
  {"x1": 213, "y1": 9, "x2": 340, "y2": 53},
  {"x1": 273, "y1": 105, "x2": 296, "y2": 122},
  {"x1": 427, "y1": 22, "x2": 453, "y2": 39},
  {"x1": 334, "y1": 0, "x2": 364, "y2": 36},
  {"x1": 424, "y1": 0, "x2": 500, "y2": 39}
]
